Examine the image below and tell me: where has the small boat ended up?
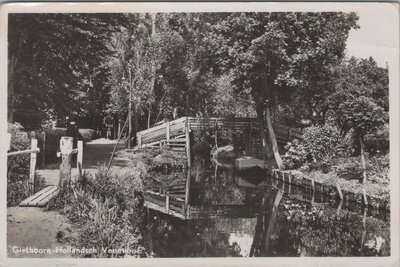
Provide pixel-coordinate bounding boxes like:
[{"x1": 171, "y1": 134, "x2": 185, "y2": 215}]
[{"x1": 235, "y1": 156, "x2": 267, "y2": 170}]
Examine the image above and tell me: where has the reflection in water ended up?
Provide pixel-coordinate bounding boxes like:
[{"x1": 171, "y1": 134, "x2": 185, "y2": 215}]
[{"x1": 143, "y1": 163, "x2": 390, "y2": 257}]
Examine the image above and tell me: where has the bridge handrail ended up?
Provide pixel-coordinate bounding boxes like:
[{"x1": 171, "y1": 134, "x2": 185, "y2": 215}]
[
  {"x1": 138, "y1": 116, "x2": 187, "y2": 136},
  {"x1": 137, "y1": 116, "x2": 303, "y2": 146}
]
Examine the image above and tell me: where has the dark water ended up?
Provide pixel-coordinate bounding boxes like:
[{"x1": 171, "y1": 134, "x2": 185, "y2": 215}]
[{"x1": 143, "y1": 163, "x2": 390, "y2": 257}]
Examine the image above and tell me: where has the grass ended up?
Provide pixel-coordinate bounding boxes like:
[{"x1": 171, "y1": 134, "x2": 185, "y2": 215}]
[{"x1": 288, "y1": 169, "x2": 389, "y2": 201}]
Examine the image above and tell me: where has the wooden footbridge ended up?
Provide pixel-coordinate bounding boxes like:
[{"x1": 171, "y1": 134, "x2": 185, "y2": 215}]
[
  {"x1": 138, "y1": 116, "x2": 302, "y2": 220},
  {"x1": 136, "y1": 116, "x2": 302, "y2": 166}
]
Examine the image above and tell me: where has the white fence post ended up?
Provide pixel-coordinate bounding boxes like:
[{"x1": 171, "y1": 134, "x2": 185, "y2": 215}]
[
  {"x1": 77, "y1": 140, "x2": 83, "y2": 173},
  {"x1": 29, "y1": 138, "x2": 38, "y2": 195}
]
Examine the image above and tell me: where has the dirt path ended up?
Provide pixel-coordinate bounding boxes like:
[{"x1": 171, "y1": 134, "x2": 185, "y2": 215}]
[
  {"x1": 7, "y1": 207, "x2": 77, "y2": 258},
  {"x1": 7, "y1": 138, "x2": 132, "y2": 258}
]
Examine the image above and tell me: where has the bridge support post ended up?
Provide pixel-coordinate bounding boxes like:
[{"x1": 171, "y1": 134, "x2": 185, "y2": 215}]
[
  {"x1": 59, "y1": 137, "x2": 73, "y2": 189},
  {"x1": 166, "y1": 121, "x2": 170, "y2": 142},
  {"x1": 185, "y1": 121, "x2": 191, "y2": 168},
  {"x1": 165, "y1": 193, "x2": 170, "y2": 213}
]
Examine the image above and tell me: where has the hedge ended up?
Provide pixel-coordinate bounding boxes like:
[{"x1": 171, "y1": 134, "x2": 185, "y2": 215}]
[{"x1": 7, "y1": 123, "x2": 31, "y2": 206}]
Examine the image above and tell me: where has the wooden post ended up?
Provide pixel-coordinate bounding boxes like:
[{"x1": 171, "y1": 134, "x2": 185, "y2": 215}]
[
  {"x1": 184, "y1": 170, "x2": 191, "y2": 215},
  {"x1": 166, "y1": 121, "x2": 170, "y2": 142},
  {"x1": 336, "y1": 183, "x2": 343, "y2": 200},
  {"x1": 185, "y1": 121, "x2": 191, "y2": 168},
  {"x1": 311, "y1": 179, "x2": 315, "y2": 193},
  {"x1": 41, "y1": 131, "x2": 46, "y2": 169},
  {"x1": 138, "y1": 132, "x2": 142, "y2": 148},
  {"x1": 165, "y1": 194, "x2": 170, "y2": 213},
  {"x1": 29, "y1": 138, "x2": 38, "y2": 195},
  {"x1": 336, "y1": 199, "x2": 343, "y2": 215},
  {"x1": 59, "y1": 137, "x2": 73, "y2": 189},
  {"x1": 77, "y1": 140, "x2": 83, "y2": 173},
  {"x1": 363, "y1": 188, "x2": 368, "y2": 206}
]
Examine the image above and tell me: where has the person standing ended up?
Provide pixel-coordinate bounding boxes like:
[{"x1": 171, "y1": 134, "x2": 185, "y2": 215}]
[{"x1": 65, "y1": 120, "x2": 82, "y2": 148}]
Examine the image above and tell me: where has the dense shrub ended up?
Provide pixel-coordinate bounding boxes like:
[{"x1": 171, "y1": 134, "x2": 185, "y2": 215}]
[
  {"x1": 7, "y1": 123, "x2": 31, "y2": 206},
  {"x1": 128, "y1": 147, "x2": 187, "y2": 172},
  {"x1": 54, "y1": 167, "x2": 148, "y2": 258},
  {"x1": 333, "y1": 157, "x2": 364, "y2": 181},
  {"x1": 282, "y1": 124, "x2": 349, "y2": 172},
  {"x1": 332, "y1": 155, "x2": 389, "y2": 183},
  {"x1": 364, "y1": 124, "x2": 389, "y2": 155}
]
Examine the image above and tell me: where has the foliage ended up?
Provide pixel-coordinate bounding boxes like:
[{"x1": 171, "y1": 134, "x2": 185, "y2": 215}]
[
  {"x1": 333, "y1": 155, "x2": 389, "y2": 183},
  {"x1": 336, "y1": 96, "x2": 387, "y2": 138},
  {"x1": 283, "y1": 124, "x2": 349, "y2": 172},
  {"x1": 127, "y1": 147, "x2": 187, "y2": 172},
  {"x1": 211, "y1": 74, "x2": 256, "y2": 118},
  {"x1": 7, "y1": 123, "x2": 31, "y2": 206},
  {"x1": 54, "y1": 167, "x2": 149, "y2": 258},
  {"x1": 210, "y1": 12, "x2": 359, "y2": 121},
  {"x1": 281, "y1": 139, "x2": 308, "y2": 170},
  {"x1": 364, "y1": 123, "x2": 389, "y2": 155},
  {"x1": 333, "y1": 157, "x2": 364, "y2": 181},
  {"x1": 8, "y1": 13, "x2": 125, "y2": 129}
]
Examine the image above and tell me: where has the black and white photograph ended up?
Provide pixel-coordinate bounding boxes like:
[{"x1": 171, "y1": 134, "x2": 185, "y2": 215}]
[{"x1": 0, "y1": 2, "x2": 399, "y2": 265}]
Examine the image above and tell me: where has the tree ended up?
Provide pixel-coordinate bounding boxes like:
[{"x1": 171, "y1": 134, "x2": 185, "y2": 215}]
[
  {"x1": 210, "y1": 12, "x2": 359, "y2": 168},
  {"x1": 8, "y1": 14, "x2": 125, "y2": 129},
  {"x1": 336, "y1": 96, "x2": 386, "y2": 184}
]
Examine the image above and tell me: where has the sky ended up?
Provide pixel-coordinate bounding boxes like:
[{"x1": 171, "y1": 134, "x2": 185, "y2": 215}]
[{"x1": 346, "y1": 5, "x2": 399, "y2": 68}]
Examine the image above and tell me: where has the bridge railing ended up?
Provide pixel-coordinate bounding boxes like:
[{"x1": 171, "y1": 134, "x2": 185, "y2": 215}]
[
  {"x1": 137, "y1": 116, "x2": 303, "y2": 147},
  {"x1": 137, "y1": 117, "x2": 187, "y2": 146}
]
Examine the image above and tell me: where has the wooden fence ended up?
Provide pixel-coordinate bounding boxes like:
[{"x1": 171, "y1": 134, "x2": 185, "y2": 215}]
[
  {"x1": 7, "y1": 133, "x2": 83, "y2": 201},
  {"x1": 7, "y1": 133, "x2": 40, "y2": 195}
]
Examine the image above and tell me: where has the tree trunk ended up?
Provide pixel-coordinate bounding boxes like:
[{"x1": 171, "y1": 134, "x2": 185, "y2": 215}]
[
  {"x1": 359, "y1": 136, "x2": 367, "y2": 185},
  {"x1": 134, "y1": 105, "x2": 139, "y2": 136},
  {"x1": 114, "y1": 114, "x2": 119, "y2": 139},
  {"x1": 8, "y1": 36, "x2": 23, "y2": 123},
  {"x1": 265, "y1": 107, "x2": 284, "y2": 169},
  {"x1": 147, "y1": 106, "x2": 151, "y2": 129},
  {"x1": 256, "y1": 105, "x2": 273, "y2": 160},
  {"x1": 118, "y1": 118, "x2": 122, "y2": 137}
]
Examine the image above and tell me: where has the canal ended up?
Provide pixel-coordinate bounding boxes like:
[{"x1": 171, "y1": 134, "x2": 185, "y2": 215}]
[{"x1": 142, "y1": 162, "x2": 390, "y2": 257}]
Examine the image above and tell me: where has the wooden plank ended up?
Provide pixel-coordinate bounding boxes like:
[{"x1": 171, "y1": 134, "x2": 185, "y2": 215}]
[
  {"x1": 19, "y1": 186, "x2": 59, "y2": 206},
  {"x1": 19, "y1": 186, "x2": 55, "y2": 206},
  {"x1": 168, "y1": 193, "x2": 186, "y2": 199},
  {"x1": 36, "y1": 187, "x2": 60, "y2": 207},
  {"x1": 7, "y1": 148, "x2": 40, "y2": 156},
  {"x1": 143, "y1": 201, "x2": 186, "y2": 220}
]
